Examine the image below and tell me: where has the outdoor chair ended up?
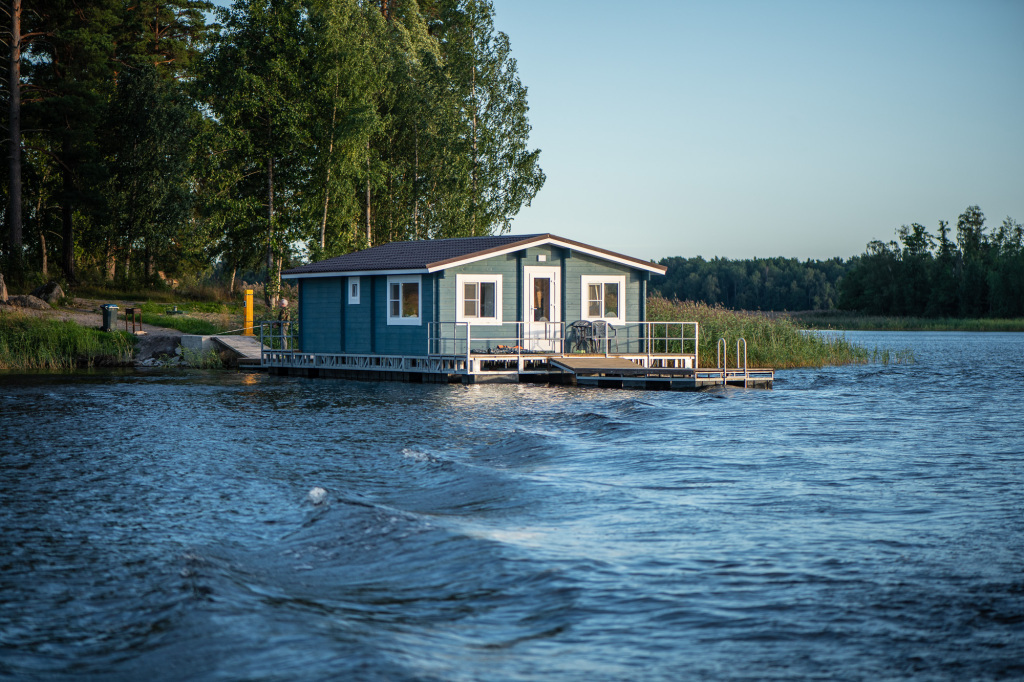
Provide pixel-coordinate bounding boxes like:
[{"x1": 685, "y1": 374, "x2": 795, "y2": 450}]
[
  {"x1": 568, "y1": 320, "x2": 595, "y2": 353},
  {"x1": 590, "y1": 320, "x2": 617, "y2": 353}
]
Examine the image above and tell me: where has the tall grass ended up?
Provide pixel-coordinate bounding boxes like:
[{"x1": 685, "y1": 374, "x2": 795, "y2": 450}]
[
  {"x1": 0, "y1": 310, "x2": 135, "y2": 370},
  {"x1": 793, "y1": 311, "x2": 1024, "y2": 332},
  {"x1": 646, "y1": 297, "x2": 909, "y2": 369}
]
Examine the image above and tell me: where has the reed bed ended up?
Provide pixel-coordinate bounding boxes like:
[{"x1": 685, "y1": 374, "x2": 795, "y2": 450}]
[
  {"x1": 792, "y1": 312, "x2": 1024, "y2": 332},
  {"x1": 646, "y1": 298, "x2": 910, "y2": 369},
  {"x1": 0, "y1": 310, "x2": 135, "y2": 370}
]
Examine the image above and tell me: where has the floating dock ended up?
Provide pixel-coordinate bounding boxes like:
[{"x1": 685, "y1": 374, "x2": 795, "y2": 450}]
[{"x1": 256, "y1": 320, "x2": 773, "y2": 390}]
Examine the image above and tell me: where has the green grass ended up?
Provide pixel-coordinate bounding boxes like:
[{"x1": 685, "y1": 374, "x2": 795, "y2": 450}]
[
  {"x1": 0, "y1": 310, "x2": 135, "y2": 370},
  {"x1": 646, "y1": 297, "x2": 912, "y2": 369},
  {"x1": 792, "y1": 311, "x2": 1024, "y2": 332},
  {"x1": 136, "y1": 312, "x2": 226, "y2": 335}
]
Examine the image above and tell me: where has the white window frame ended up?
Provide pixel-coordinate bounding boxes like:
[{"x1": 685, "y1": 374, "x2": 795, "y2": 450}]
[
  {"x1": 387, "y1": 275, "x2": 422, "y2": 326},
  {"x1": 580, "y1": 275, "x2": 626, "y2": 325},
  {"x1": 348, "y1": 277, "x2": 360, "y2": 305},
  {"x1": 455, "y1": 274, "x2": 503, "y2": 325}
]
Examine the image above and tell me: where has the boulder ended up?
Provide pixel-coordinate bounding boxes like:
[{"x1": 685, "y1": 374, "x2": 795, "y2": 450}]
[
  {"x1": 0, "y1": 272, "x2": 7, "y2": 303},
  {"x1": 8, "y1": 294, "x2": 50, "y2": 310},
  {"x1": 30, "y1": 281, "x2": 64, "y2": 304},
  {"x1": 134, "y1": 334, "x2": 183, "y2": 363}
]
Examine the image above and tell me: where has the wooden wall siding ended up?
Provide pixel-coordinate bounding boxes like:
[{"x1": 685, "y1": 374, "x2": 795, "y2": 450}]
[
  {"x1": 438, "y1": 252, "x2": 521, "y2": 342},
  {"x1": 342, "y1": 276, "x2": 371, "y2": 353},
  {"x1": 300, "y1": 277, "x2": 343, "y2": 354},
  {"x1": 370, "y1": 274, "x2": 433, "y2": 355},
  {"x1": 563, "y1": 251, "x2": 641, "y2": 322}
]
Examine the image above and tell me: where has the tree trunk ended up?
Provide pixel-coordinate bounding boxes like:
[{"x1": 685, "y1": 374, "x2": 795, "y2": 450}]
[
  {"x1": 320, "y1": 82, "x2": 339, "y2": 251},
  {"x1": 365, "y1": 140, "x2": 372, "y2": 247},
  {"x1": 60, "y1": 140, "x2": 75, "y2": 282},
  {"x1": 413, "y1": 127, "x2": 419, "y2": 239},
  {"x1": 7, "y1": 0, "x2": 22, "y2": 252},
  {"x1": 40, "y1": 232, "x2": 46, "y2": 276},
  {"x1": 105, "y1": 242, "x2": 116, "y2": 280},
  {"x1": 265, "y1": 154, "x2": 276, "y2": 307},
  {"x1": 229, "y1": 266, "x2": 236, "y2": 293},
  {"x1": 470, "y1": 18, "x2": 478, "y2": 237}
]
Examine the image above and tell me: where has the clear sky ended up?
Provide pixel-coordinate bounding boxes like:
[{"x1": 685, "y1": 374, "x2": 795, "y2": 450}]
[{"x1": 489, "y1": 0, "x2": 1024, "y2": 261}]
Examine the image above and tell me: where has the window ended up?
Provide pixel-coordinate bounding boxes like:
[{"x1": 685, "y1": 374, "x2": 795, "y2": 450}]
[
  {"x1": 387, "y1": 275, "x2": 422, "y2": 325},
  {"x1": 580, "y1": 275, "x2": 626, "y2": 325},
  {"x1": 456, "y1": 274, "x2": 502, "y2": 325},
  {"x1": 348, "y1": 277, "x2": 360, "y2": 304}
]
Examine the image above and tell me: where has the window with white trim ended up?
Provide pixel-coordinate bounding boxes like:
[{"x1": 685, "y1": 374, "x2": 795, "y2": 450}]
[
  {"x1": 348, "y1": 277, "x2": 360, "y2": 304},
  {"x1": 580, "y1": 275, "x2": 626, "y2": 325},
  {"x1": 456, "y1": 274, "x2": 502, "y2": 325},
  {"x1": 387, "y1": 275, "x2": 421, "y2": 325}
]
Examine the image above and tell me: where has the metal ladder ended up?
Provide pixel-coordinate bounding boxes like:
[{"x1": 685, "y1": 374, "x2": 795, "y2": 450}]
[{"x1": 717, "y1": 337, "x2": 749, "y2": 387}]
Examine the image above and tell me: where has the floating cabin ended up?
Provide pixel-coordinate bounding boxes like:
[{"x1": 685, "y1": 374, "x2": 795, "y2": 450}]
[{"x1": 262, "y1": 234, "x2": 773, "y2": 389}]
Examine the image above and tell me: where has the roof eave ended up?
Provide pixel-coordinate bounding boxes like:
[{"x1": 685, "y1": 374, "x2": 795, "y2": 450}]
[
  {"x1": 282, "y1": 268, "x2": 429, "y2": 279},
  {"x1": 425, "y1": 234, "x2": 667, "y2": 274}
]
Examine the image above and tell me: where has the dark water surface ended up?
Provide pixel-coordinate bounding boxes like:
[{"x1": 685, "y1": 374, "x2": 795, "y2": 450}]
[{"x1": 2, "y1": 332, "x2": 1023, "y2": 680}]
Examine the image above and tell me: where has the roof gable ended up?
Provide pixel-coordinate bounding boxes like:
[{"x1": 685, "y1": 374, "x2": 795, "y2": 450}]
[{"x1": 282, "y1": 234, "x2": 666, "y2": 278}]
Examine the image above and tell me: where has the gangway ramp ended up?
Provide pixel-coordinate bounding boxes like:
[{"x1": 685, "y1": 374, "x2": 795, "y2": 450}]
[{"x1": 211, "y1": 335, "x2": 266, "y2": 367}]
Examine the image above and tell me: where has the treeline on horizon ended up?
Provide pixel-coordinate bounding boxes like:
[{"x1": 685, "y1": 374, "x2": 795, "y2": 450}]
[
  {"x1": 654, "y1": 206, "x2": 1024, "y2": 318},
  {"x1": 0, "y1": 0, "x2": 544, "y2": 303}
]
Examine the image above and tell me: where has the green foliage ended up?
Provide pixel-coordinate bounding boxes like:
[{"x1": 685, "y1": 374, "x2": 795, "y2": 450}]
[
  {"x1": 840, "y1": 207, "x2": 1024, "y2": 318},
  {"x1": 179, "y1": 346, "x2": 224, "y2": 368},
  {"x1": 3, "y1": 0, "x2": 544, "y2": 295},
  {"x1": 653, "y1": 256, "x2": 851, "y2": 311},
  {"x1": 646, "y1": 297, "x2": 897, "y2": 369},
  {"x1": 0, "y1": 310, "x2": 134, "y2": 370}
]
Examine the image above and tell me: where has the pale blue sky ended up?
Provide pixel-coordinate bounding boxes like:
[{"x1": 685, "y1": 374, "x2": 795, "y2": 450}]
[{"x1": 490, "y1": 0, "x2": 1024, "y2": 261}]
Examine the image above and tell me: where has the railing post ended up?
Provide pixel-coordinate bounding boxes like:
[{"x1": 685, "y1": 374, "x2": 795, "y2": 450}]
[
  {"x1": 737, "y1": 338, "x2": 748, "y2": 388},
  {"x1": 694, "y1": 323, "x2": 700, "y2": 370},
  {"x1": 717, "y1": 337, "x2": 727, "y2": 385}
]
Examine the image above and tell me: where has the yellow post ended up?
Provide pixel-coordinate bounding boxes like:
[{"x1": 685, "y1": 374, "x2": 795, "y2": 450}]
[{"x1": 244, "y1": 289, "x2": 254, "y2": 336}]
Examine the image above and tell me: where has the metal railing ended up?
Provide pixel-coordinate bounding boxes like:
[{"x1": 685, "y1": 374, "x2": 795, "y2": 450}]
[
  {"x1": 428, "y1": 321, "x2": 565, "y2": 360},
  {"x1": 428, "y1": 320, "x2": 697, "y2": 361},
  {"x1": 259, "y1": 320, "x2": 299, "y2": 352}
]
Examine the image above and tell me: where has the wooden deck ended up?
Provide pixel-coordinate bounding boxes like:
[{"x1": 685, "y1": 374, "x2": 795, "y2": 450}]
[{"x1": 550, "y1": 356, "x2": 773, "y2": 389}]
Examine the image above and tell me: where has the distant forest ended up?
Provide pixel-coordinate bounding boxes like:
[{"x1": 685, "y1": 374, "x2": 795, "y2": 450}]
[
  {"x1": 652, "y1": 256, "x2": 851, "y2": 312},
  {"x1": 654, "y1": 206, "x2": 1024, "y2": 318}
]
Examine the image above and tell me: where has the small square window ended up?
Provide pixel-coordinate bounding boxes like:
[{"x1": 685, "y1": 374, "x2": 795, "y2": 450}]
[
  {"x1": 581, "y1": 275, "x2": 626, "y2": 325},
  {"x1": 456, "y1": 275, "x2": 502, "y2": 325},
  {"x1": 387, "y1": 276, "x2": 421, "y2": 325}
]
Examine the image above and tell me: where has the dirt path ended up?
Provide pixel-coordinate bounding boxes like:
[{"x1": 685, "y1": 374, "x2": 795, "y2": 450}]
[{"x1": 8, "y1": 298, "x2": 183, "y2": 335}]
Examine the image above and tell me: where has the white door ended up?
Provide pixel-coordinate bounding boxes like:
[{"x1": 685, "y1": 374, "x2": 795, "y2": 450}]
[{"x1": 523, "y1": 266, "x2": 561, "y2": 352}]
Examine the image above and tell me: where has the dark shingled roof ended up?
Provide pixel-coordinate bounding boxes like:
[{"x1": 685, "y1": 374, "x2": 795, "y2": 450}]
[{"x1": 284, "y1": 234, "x2": 544, "y2": 276}]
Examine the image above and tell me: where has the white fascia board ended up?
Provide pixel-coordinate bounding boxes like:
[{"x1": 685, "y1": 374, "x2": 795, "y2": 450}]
[
  {"x1": 282, "y1": 268, "x2": 428, "y2": 280},
  {"x1": 547, "y1": 238, "x2": 665, "y2": 273},
  {"x1": 424, "y1": 236, "x2": 664, "y2": 274}
]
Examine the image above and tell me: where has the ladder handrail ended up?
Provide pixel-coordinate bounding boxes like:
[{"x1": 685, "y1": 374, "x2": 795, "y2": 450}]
[
  {"x1": 736, "y1": 337, "x2": 748, "y2": 388},
  {"x1": 717, "y1": 337, "x2": 727, "y2": 385}
]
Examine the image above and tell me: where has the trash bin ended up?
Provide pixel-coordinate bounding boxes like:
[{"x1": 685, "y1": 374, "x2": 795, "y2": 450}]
[{"x1": 100, "y1": 304, "x2": 118, "y2": 333}]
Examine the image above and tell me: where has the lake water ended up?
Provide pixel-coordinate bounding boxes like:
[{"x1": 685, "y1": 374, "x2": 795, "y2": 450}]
[{"x1": 1, "y1": 332, "x2": 1023, "y2": 680}]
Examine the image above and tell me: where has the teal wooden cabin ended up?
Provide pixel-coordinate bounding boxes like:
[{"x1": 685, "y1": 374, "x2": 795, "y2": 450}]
[{"x1": 267, "y1": 234, "x2": 773, "y2": 388}]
